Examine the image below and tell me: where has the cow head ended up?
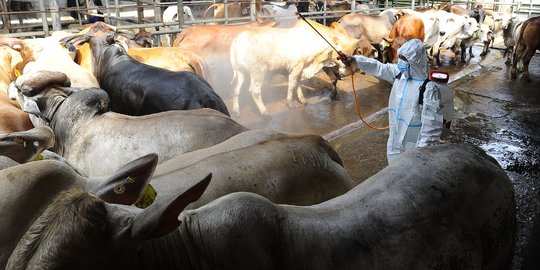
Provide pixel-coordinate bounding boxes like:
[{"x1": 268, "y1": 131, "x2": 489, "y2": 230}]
[
  {"x1": 8, "y1": 70, "x2": 76, "y2": 127},
  {"x1": 500, "y1": 12, "x2": 517, "y2": 30},
  {"x1": 7, "y1": 170, "x2": 212, "y2": 270},
  {"x1": 381, "y1": 36, "x2": 407, "y2": 63},
  {"x1": 0, "y1": 37, "x2": 35, "y2": 82},
  {"x1": 438, "y1": 13, "x2": 478, "y2": 50}
]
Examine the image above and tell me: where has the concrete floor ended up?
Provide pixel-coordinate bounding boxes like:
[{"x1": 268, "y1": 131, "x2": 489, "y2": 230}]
[{"x1": 222, "y1": 46, "x2": 540, "y2": 270}]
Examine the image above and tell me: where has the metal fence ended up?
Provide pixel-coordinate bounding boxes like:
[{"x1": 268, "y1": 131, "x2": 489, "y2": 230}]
[{"x1": 0, "y1": 0, "x2": 538, "y2": 39}]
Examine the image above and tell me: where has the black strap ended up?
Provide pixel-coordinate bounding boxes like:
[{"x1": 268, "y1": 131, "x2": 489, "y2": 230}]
[{"x1": 418, "y1": 79, "x2": 431, "y2": 105}]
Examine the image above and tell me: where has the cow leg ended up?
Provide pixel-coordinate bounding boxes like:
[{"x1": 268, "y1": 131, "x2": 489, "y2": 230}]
[
  {"x1": 232, "y1": 70, "x2": 246, "y2": 116},
  {"x1": 504, "y1": 47, "x2": 512, "y2": 65},
  {"x1": 249, "y1": 73, "x2": 270, "y2": 117},
  {"x1": 322, "y1": 66, "x2": 339, "y2": 101},
  {"x1": 521, "y1": 49, "x2": 535, "y2": 81},
  {"x1": 469, "y1": 46, "x2": 474, "y2": 58},
  {"x1": 510, "y1": 46, "x2": 522, "y2": 80},
  {"x1": 460, "y1": 44, "x2": 467, "y2": 63},
  {"x1": 481, "y1": 41, "x2": 490, "y2": 56},
  {"x1": 288, "y1": 68, "x2": 305, "y2": 108}
]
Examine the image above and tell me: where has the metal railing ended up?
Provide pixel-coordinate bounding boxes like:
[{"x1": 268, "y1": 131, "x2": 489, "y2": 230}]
[{"x1": 0, "y1": 0, "x2": 538, "y2": 39}]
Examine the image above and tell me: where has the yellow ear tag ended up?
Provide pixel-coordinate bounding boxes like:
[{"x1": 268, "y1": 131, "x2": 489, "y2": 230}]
[
  {"x1": 13, "y1": 68, "x2": 21, "y2": 77},
  {"x1": 135, "y1": 184, "x2": 157, "y2": 209},
  {"x1": 32, "y1": 154, "x2": 45, "y2": 161}
]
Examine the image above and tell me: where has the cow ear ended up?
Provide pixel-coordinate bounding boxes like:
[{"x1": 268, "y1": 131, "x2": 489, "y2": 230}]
[
  {"x1": 381, "y1": 38, "x2": 392, "y2": 48},
  {"x1": 22, "y1": 97, "x2": 41, "y2": 116},
  {"x1": 93, "y1": 153, "x2": 158, "y2": 205},
  {"x1": 130, "y1": 173, "x2": 212, "y2": 241},
  {"x1": 0, "y1": 126, "x2": 55, "y2": 163}
]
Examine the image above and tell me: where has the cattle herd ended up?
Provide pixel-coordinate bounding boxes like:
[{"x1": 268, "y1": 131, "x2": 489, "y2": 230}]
[{"x1": 0, "y1": 1, "x2": 537, "y2": 268}]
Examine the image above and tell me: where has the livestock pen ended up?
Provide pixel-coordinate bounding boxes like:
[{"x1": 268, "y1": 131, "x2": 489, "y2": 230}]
[{"x1": 0, "y1": 0, "x2": 538, "y2": 40}]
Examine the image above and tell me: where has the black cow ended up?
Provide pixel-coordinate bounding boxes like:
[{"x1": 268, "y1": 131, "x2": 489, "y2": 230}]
[{"x1": 64, "y1": 22, "x2": 230, "y2": 116}]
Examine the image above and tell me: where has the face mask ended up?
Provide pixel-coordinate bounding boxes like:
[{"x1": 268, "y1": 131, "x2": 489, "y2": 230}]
[{"x1": 397, "y1": 59, "x2": 410, "y2": 74}]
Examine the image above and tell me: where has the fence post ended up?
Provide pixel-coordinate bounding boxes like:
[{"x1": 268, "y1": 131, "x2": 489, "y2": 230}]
[
  {"x1": 250, "y1": 0, "x2": 256, "y2": 21},
  {"x1": 50, "y1": 0, "x2": 62, "y2": 31},
  {"x1": 38, "y1": 0, "x2": 49, "y2": 36},
  {"x1": 0, "y1": 0, "x2": 11, "y2": 32}
]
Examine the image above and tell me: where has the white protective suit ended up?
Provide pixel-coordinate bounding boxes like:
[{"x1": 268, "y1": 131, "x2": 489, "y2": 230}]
[{"x1": 352, "y1": 39, "x2": 453, "y2": 163}]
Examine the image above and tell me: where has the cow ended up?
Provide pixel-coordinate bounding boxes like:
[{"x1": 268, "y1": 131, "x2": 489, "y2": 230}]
[
  {"x1": 435, "y1": 11, "x2": 479, "y2": 66},
  {"x1": 0, "y1": 37, "x2": 34, "y2": 133},
  {"x1": 438, "y1": 3, "x2": 487, "y2": 24},
  {"x1": 479, "y1": 23, "x2": 495, "y2": 56},
  {"x1": 162, "y1": 5, "x2": 195, "y2": 46},
  {"x1": 0, "y1": 153, "x2": 160, "y2": 269},
  {"x1": 20, "y1": 34, "x2": 100, "y2": 88},
  {"x1": 229, "y1": 18, "x2": 362, "y2": 117},
  {"x1": 8, "y1": 70, "x2": 248, "y2": 176},
  {"x1": 338, "y1": 9, "x2": 400, "y2": 60},
  {"x1": 63, "y1": 22, "x2": 230, "y2": 117},
  {"x1": 511, "y1": 16, "x2": 540, "y2": 81},
  {"x1": 203, "y1": 2, "x2": 262, "y2": 22},
  {"x1": 7, "y1": 143, "x2": 516, "y2": 270},
  {"x1": 150, "y1": 129, "x2": 353, "y2": 208},
  {"x1": 397, "y1": 9, "x2": 440, "y2": 62},
  {"x1": 454, "y1": 23, "x2": 492, "y2": 62},
  {"x1": 126, "y1": 47, "x2": 209, "y2": 79},
  {"x1": 381, "y1": 13, "x2": 425, "y2": 63},
  {"x1": 501, "y1": 14, "x2": 526, "y2": 65},
  {"x1": 173, "y1": 20, "x2": 277, "y2": 97}
]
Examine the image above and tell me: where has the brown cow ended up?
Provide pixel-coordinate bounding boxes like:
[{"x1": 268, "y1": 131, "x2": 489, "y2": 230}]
[
  {"x1": 338, "y1": 9, "x2": 400, "y2": 61},
  {"x1": 511, "y1": 16, "x2": 540, "y2": 81},
  {"x1": 127, "y1": 47, "x2": 208, "y2": 79},
  {"x1": 439, "y1": 3, "x2": 486, "y2": 24},
  {"x1": 0, "y1": 36, "x2": 34, "y2": 133},
  {"x1": 382, "y1": 14, "x2": 425, "y2": 63}
]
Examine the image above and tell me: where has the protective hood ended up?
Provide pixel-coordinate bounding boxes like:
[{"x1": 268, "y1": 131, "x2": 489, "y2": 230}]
[{"x1": 397, "y1": 39, "x2": 428, "y2": 80}]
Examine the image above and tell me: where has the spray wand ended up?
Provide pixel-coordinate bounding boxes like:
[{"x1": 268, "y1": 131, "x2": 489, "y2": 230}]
[{"x1": 295, "y1": 12, "x2": 389, "y2": 131}]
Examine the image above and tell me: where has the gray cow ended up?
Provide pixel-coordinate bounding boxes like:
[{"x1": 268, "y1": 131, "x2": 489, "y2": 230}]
[
  {"x1": 8, "y1": 143, "x2": 516, "y2": 270},
  {"x1": 0, "y1": 154, "x2": 159, "y2": 269},
  {"x1": 151, "y1": 129, "x2": 353, "y2": 208},
  {"x1": 9, "y1": 70, "x2": 248, "y2": 176}
]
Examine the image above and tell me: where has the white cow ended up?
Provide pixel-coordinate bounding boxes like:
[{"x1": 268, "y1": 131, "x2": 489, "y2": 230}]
[
  {"x1": 501, "y1": 13, "x2": 526, "y2": 65},
  {"x1": 21, "y1": 32, "x2": 99, "y2": 88},
  {"x1": 230, "y1": 19, "x2": 360, "y2": 117},
  {"x1": 162, "y1": 5, "x2": 195, "y2": 46},
  {"x1": 434, "y1": 11, "x2": 479, "y2": 65}
]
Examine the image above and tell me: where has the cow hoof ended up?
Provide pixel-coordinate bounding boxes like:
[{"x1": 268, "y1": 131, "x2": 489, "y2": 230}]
[
  {"x1": 288, "y1": 101, "x2": 301, "y2": 108},
  {"x1": 510, "y1": 72, "x2": 517, "y2": 80},
  {"x1": 480, "y1": 52, "x2": 487, "y2": 56},
  {"x1": 330, "y1": 94, "x2": 340, "y2": 101}
]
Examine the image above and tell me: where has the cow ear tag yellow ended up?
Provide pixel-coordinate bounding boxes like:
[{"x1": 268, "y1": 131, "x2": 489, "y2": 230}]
[
  {"x1": 13, "y1": 68, "x2": 21, "y2": 77},
  {"x1": 135, "y1": 184, "x2": 157, "y2": 209}
]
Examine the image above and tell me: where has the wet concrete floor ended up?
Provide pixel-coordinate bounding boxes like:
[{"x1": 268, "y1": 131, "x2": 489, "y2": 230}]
[{"x1": 219, "y1": 45, "x2": 539, "y2": 269}]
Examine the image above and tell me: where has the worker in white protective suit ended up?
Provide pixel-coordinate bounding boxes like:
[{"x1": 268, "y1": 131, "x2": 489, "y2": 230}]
[{"x1": 344, "y1": 39, "x2": 454, "y2": 163}]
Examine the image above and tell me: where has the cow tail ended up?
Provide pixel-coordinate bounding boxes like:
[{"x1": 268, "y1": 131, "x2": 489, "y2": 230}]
[{"x1": 203, "y1": 4, "x2": 219, "y2": 19}]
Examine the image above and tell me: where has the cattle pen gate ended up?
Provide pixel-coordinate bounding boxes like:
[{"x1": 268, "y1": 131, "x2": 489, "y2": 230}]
[{"x1": 0, "y1": 0, "x2": 538, "y2": 41}]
